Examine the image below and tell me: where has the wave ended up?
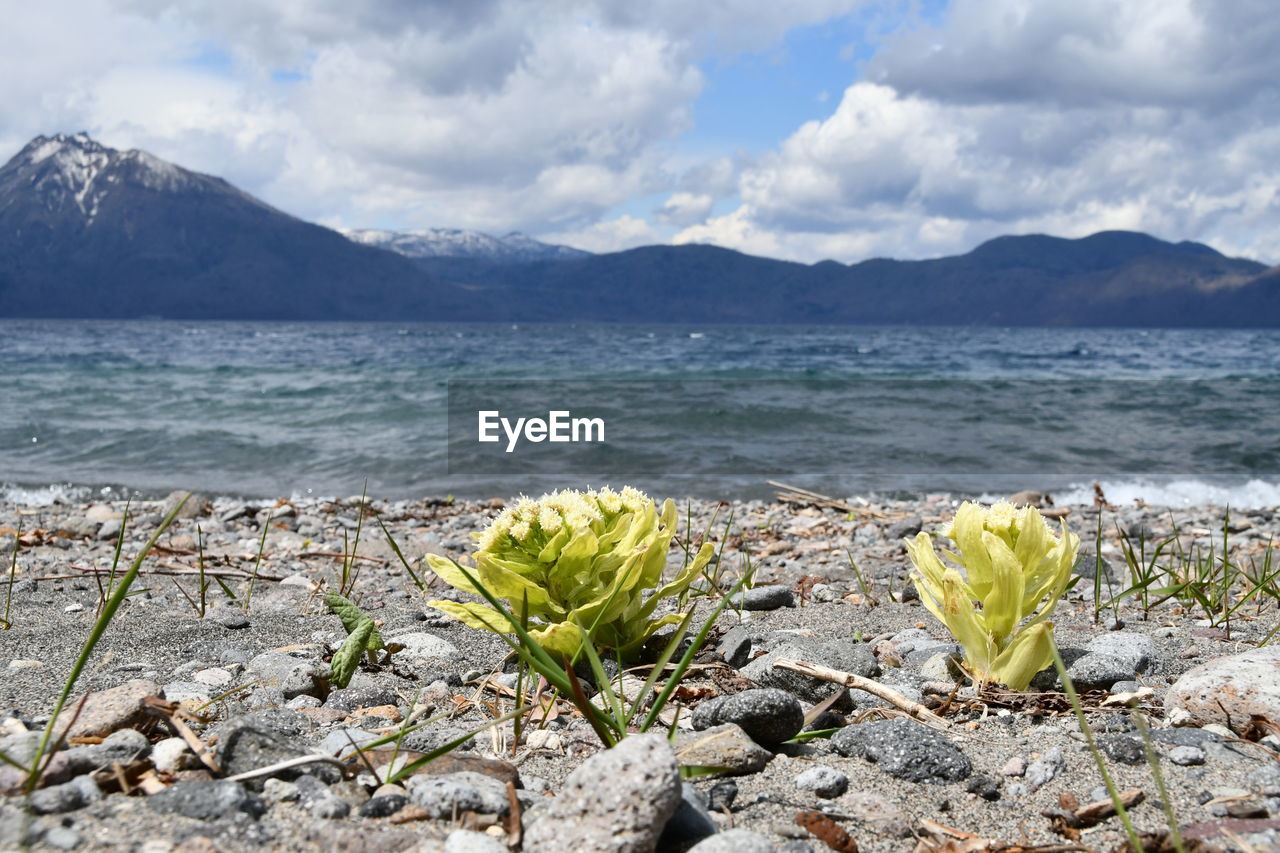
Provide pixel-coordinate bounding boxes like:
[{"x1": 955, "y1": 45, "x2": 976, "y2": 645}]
[{"x1": 1051, "y1": 478, "x2": 1280, "y2": 509}]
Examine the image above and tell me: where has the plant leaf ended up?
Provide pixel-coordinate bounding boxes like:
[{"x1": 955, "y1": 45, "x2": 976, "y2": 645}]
[
  {"x1": 327, "y1": 592, "x2": 383, "y2": 651},
  {"x1": 331, "y1": 619, "x2": 374, "y2": 688}
]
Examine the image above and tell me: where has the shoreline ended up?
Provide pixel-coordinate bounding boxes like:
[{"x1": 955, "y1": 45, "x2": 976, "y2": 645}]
[{"x1": 2, "y1": 490, "x2": 1278, "y2": 851}]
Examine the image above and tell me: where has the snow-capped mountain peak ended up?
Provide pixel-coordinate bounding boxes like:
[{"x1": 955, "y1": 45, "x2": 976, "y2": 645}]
[
  {"x1": 340, "y1": 226, "x2": 590, "y2": 262},
  {"x1": 17, "y1": 132, "x2": 115, "y2": 220},
  {"x1": 2, "y1": 132, "x2": 252, "y2": 226}
]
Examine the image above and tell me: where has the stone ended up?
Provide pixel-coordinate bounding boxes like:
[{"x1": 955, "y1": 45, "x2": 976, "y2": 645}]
[
  {"x1": 1247, "y1": 765, "x2": 1280, "y2": 797},
  {"x1": 445, "y1": 830, "x2": 508, "y2": 853},
  {"x1": 1165, "y1": 646, "x2": 1280, "y2": 735},
  {"x1": 887, "y1": 516, "x2": 923, "y2": 540},
  {"x1": 715, "y1": 626, "x2": 753, "y2": 668},
  {"x1": 659, "y1": 782, "x2": 717, "y2": 846},
  {"x1": 739, "y1": 585, "x2": 795, "y2": 610},
  {"x1": 967, "y1": 773, "x2": 1002, "y2": 801},
  {"x1": 838, "y1": 790, "x2": 913, "y2": 837},
  {"x1": 707, "y1": 780, "x2": 737, "y2": 812},
  {"x1": 1150, "y1": 728, "x2": 1222, "y2": 747},
  {"x1": 674, "y1": 724, "x2": 773, "y2": 775},
  {"x1": 216, "y1": 720, "x2": 341, "y2": 785},
  {"x1": 261, "y1": 779, "x2": 300, "y2": 803},
  {"x1": 245, "y1": 652, "x2": 326, "y2": 699},
  {"x1": 387, "y1": 632, "x2": 460, "y2": 661},
  {"x1": 795, "y1": 766, "x2": 848, "y2": 798},
  {"x1": 1000, "y1": 756, "x2": 1026, "y2": 777},
  {"x1": 691, "y1": 689, "x2": 803, "y2": 745},
  {"x1": 163, "y1": 490, "x2": 206, "y2": 519},
  {"x1": 1098, "y1": 734, "x2": 1146, "y2": 765},
  {"x1": 1168, "y1": 746, "x2": 1206, "y2": 766},
  {"x1": 42, "y1": 826, "x2": 82, "y2": 850},
  {"x1": 831, "y1": 718, "x2": 971, "y2": 783},
  {"x1": 359, "y1": 793, "x2": 409, "y2": 818},
  {"x1": 523, "y1": 734, "x2": 682, "y2": 853},
  {"x1": 686, "y1": 830, "x2": 775, "y2": 853},
  {"x1": 1066, "y1": 653, "x2": 1136, "y2": 690},
  {"x1": 740, "y1": 639, "x2": 875, "y2": 705},
  {"x1": 193, "y1": 668, "x2": 234, "y2": 688},
  {"x1": 920, "y1": 652, "x2": 965, "y2": 682},
  {"x1": 325, "y1": 685, "x2": 398, "y2": 712},
  {"x1": 148, "y1": 780, "x2": 266, "y2": 821},
  {"x1": 218, "y1": 614, "x2": 250, "y2": 629},
  {"x1": 162, "y1": 681, "x2": 213, "y2": 705},
  {"x1": 319, "y1": 727, "x2": 380, "y2": 758},
  {"x1": 53, "y1": 679, "x2": 160, "y2": 739},
  {"x1": 1083, "y1": 633, "x2": 1157, "y2": 674},
  {"x1": 28, "y1": 775, "x2": 102, "y2": 814},
  {"x1": 1025, "y1": 747, "x2": 1066, "y2": 792},
  {"x1": 405, "y1": 771, "x2": 509, "y2": 818}
]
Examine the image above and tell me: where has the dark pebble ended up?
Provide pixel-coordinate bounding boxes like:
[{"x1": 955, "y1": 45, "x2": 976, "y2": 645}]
[
  {"x1": 1097, "y1": 734, "x2": 1146, "y2": 765},
  {"x1": 359, "y1": 793, "x2": 409, "y2": 818},
  {"x1": 692, "y1": 688, "x2": 804, "y2": 745},
  {"x1": 148, "y1": 780, "x2": 265, "y2": 821},
  {"x1": 966, "y1": 773, "x2": 1001, "y2": 801},
  {"x1": 707, "y1": 780, "x2": 738, "y2": 812},
  {"x1": 741, "y1": 585, "x2": 795, "y2": 611},
  {"x1": 831, "y1": 717, "x2": 971, "y2": 783}
]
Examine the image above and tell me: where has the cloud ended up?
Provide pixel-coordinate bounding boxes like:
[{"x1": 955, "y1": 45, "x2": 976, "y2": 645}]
[
  {"x1": 5, "y1": 0, "x2": 1279, "y2": 265},
  {"x1": 543, "y1": 214, "x2": 662, "y2": 253},
  {"x1": 867, "y1": 0, "x2": 1280, "y2": 111},
  {"x1": 680, "y1": 0, "x2": 1280, "y2": 263},
  {"x1": 656, "y1": 191, "x2": 715, "y2": 226},
  {"x1": 63, "y1": 0, "x2": 866, "y2": 234}
]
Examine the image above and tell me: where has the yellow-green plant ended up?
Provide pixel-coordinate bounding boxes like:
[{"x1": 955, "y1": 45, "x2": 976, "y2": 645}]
[
  {"x1": 426, "y1": 487, "x2": 714, "y2": 660},
  {"x1": 905, "y1": 500, "x2": 1079, "y2": 690}
]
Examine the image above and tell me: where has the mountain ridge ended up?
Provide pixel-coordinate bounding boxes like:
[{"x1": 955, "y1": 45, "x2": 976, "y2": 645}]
[
  {"x1": 341, "y1": 226, "x2": 589, "y2": 262},
  {"x1": 1, "y1": 133, "x2": 1277, "y2": 326}
]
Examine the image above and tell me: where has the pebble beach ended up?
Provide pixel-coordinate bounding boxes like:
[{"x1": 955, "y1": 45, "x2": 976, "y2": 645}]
[{"x1": 2, "y1": 489, "x2": 1279, "y2": 853}]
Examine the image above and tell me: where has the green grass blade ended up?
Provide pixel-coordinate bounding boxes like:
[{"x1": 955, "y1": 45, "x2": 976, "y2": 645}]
[
  {"x1": 623, "y1": 609, "x2": 693, "y2": 730},
  {"x1": 3, "y1": 520, "x2": 20, "y2": 629},
  {"x1": 27, "y1": 492, "x2": 189, "y2": 792},
  {"x1": 376, "y1": 515, "x2": 425, "y2": 591},
  {"x1": 1050, "y1": 643, "x2": 1143, "y2": 852},
  {"x1": 243, "y1": 505, "x2": 271, "y2": 611},
  {"x1": 385, "y1": 705, "x2": 528, "y2": 784},
  {"x1": 640, "y1": 567, "x2": 753, "y2": 732}
]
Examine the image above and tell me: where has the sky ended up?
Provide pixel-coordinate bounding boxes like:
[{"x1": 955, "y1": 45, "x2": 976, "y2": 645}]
[{"x1": 2, "y1": 0, "x2": 1278, "y2": 264}]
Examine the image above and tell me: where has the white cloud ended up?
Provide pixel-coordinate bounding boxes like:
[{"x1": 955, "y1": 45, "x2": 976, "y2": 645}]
[
  {"x1": 656, "y1": 192, "x2": 715, "y2": 226},
  {"x1": 544, "y1": 214, "x2": 662, "y2": 253},
  {"x1": 56, "y1": 0, "x2": 865, "y2": 234},
  {"x1": 4, "y1": 0, "x2": 1279, "y2": 265},
  {"x1": 679, "y1": 0, "x2": 1280, "y2": 263}
]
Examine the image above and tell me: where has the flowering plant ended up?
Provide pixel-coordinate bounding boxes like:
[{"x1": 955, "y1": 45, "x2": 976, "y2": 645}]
[
  {"x1": 427, "y1": 487, "x2": 714, "y2": 659},
  {"x1": 905, "y1": 500, "x2": 1079, "y2": 690}
]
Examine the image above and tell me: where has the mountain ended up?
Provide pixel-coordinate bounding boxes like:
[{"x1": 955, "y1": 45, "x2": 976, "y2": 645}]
[
  {"x1": 342, "y1": 227, "x2": 589, "y2": 262},
  {"x1": 0, "y1": 133, "x2": 473, "y2": 320},
  {"x1": 1, "y1": 133, "x2": 1277, "y2": 326},
  {"x1": 411, "y1": 232, "x2": 1275, "y2": 326}
]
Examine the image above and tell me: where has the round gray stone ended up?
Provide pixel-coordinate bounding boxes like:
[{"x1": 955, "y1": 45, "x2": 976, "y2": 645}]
[
  {"x1": 405, "y1": 771, "x2": 509, "y2": 818},
  {"x1": 831, "y1": 717, "x2": 971, "y2": 783},
  {"x1": 739, "y1": 585, "x2": 795, "y2": 610},
  {"x1": 691, "y1": 688, "x2": 803, "y2": 745},
  {"x1": 1168, "y1": 746, "x2": 1206, "y2": 766},
  {"x1": 148, "y1": 780, "x2": 265, "y2": 821},
  {"x1": 794, "y1": 765, "x2": 848, "y2": 798}
]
